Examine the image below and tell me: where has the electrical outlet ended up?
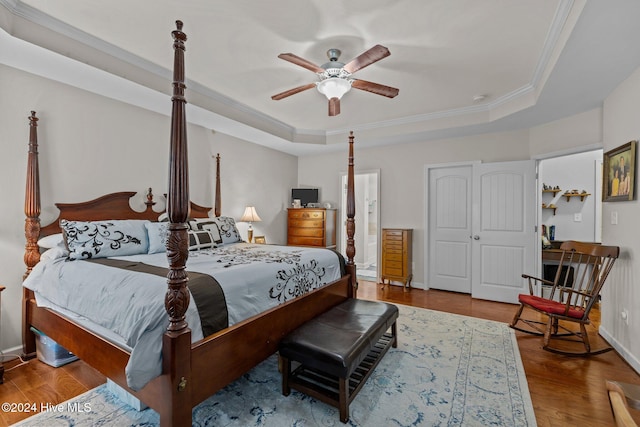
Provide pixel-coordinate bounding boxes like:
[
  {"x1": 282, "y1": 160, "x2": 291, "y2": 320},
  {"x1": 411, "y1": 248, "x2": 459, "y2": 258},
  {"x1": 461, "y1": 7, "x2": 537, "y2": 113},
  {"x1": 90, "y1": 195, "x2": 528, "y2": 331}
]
[
  {"x1": 611, "y1": 211, "x2": 618, "y2": 225},
  {"x1": 622, "y1": 309, "x2": 629, "y2": 325},
  {"x1": 574, "y1": 213, "x2": 582, "y2": 222}
]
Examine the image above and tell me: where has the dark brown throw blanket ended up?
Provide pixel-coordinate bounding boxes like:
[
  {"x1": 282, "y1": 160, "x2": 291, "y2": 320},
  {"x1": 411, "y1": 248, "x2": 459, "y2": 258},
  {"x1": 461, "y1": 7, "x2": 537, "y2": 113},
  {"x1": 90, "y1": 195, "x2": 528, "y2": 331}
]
[{"x1": 88, "y1": 258, "x2": 228, "y2": 336}]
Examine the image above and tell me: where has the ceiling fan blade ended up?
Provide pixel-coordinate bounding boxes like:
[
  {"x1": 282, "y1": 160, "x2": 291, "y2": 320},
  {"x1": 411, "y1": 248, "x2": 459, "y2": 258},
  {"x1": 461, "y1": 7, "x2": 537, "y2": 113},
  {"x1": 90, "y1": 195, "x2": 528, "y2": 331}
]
[
  {"x1": 277, "y1": 53, "x2": 324, "y2": 73},
  {"x1": 328, "y1": 97, "x2": 341, "y2": 116},
  {"x1": 271, "y1": 83, "x2": 316, "y2": 100},
  {"x1": 352, "y1": 79, "x2": 399, "y2": 98},
  {"x1": 343, "y1": 45, "x2": 391, "y2": 74}
]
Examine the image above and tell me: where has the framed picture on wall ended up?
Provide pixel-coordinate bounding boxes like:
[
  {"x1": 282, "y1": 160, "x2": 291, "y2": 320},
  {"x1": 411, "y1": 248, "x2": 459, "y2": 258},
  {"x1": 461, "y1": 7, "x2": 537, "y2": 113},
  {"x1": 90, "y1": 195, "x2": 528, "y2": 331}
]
[{"x1": 603, "y1": 140, "x2": 637, "y2": 202}]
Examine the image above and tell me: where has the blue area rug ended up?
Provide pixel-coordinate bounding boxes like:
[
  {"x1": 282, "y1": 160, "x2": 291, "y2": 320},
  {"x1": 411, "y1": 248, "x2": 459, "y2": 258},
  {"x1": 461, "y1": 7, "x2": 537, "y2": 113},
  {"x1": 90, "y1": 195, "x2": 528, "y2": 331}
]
[{"x1": 13, "y1": 304, "x2": 536, "y2": 426}]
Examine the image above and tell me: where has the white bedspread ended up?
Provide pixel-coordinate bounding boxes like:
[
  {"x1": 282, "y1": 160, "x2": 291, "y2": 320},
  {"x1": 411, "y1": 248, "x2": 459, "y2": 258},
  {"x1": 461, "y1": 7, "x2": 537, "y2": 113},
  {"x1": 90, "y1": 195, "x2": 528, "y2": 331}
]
[{"x1": 23, "y1": 243, "x2": 343, "y2": 390}]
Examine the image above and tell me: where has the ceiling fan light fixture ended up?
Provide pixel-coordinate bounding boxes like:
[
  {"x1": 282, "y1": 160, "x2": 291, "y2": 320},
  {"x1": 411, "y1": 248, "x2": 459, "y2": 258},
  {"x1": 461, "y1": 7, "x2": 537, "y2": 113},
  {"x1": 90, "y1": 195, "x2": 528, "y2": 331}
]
[{"x1": 317, "y1": 77, "x2": 352, "y2": 100}]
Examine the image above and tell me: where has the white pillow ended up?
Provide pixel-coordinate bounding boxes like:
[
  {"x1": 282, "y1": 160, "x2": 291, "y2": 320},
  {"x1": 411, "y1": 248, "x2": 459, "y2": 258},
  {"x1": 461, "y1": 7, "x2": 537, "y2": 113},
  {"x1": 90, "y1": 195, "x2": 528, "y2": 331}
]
[
  {"x1": 61, "y1": 219, "x2": 150, "y2": 260},
  {"x1": 37, "y1": 233, "x2": 64, "y2": 249},
  {"x1": 40, "y1": 245, "x2": 69, "y2": 261},
  {"x1": 145, "y1": 222, "x2": 169, "y2": 254}
]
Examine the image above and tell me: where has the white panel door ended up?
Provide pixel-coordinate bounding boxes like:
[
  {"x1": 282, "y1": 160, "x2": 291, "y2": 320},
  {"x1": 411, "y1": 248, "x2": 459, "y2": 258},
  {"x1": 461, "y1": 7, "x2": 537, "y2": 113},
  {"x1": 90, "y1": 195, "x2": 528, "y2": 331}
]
[
  {"x1": 427, "y1": 165, "x2": 472, "y2": 293},
  {"x1": 471, "y1": 160, "x2": 536, "y2": 303}
]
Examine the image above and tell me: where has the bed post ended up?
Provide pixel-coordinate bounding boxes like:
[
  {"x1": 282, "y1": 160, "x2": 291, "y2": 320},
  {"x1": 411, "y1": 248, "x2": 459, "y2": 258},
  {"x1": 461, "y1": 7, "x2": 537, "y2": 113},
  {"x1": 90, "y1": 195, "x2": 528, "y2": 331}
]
[
  {"x1": 214, "y1": 153, "x2": 221, "y2": 217},
  {"x1": 24, "y1": 111, "x2": 41, "y2": 279},
  {"x1": 345, "y1": 131, "x2": 357, "y2": 298},
  {"x1": 22, "y1": 111, "x2": 40, "y2": 357},
  {"x1": 162, "y1": 20, "x2": 192, "y2": 427}
]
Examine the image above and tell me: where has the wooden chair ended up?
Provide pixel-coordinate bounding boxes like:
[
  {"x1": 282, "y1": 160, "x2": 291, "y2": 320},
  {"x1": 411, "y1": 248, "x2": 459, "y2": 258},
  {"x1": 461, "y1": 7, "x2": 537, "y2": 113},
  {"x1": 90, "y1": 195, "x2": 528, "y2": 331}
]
[
  {"x1": 510, "y1": 240, "x2": 619, "y2": 355},
  {"x1": 606, "y1": 380, "x2": 640, "y2": 426}
]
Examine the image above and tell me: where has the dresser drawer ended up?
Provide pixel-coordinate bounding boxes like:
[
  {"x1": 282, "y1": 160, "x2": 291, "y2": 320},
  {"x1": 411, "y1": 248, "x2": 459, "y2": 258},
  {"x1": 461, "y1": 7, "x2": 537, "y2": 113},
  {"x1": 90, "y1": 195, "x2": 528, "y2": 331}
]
[
  {"x1": 383, "y1": 267, "x2": 405, "y2": 277},
  {"x1": 383, "y1": 240, "x2": 403, "y2": 249},
  {"x1": 288, "y1": 219, "x2": 324, "y2": 229},
  {"x1": 289, "y1": 228, "x2": 325, "y2": 238},
  {"x1": 287, "y1": 236, "x2": 325, "y2": 246},
  {"x1": 384, "y1": 259, "x2": 405, "y2": 270},
  {"x1": 383, "y1": 253, "x2": 404, "y2": 262},
  {"x1": 288, "y1": 210, "x2": 325, "y2": 220}
]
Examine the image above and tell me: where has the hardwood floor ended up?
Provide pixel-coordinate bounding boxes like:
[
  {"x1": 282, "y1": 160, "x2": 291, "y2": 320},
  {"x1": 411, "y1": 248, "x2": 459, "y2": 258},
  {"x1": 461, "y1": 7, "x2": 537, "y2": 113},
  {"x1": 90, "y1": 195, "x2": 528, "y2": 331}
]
[{"x1": 1, "y1": 280, "x2": 638, "y2": 426}]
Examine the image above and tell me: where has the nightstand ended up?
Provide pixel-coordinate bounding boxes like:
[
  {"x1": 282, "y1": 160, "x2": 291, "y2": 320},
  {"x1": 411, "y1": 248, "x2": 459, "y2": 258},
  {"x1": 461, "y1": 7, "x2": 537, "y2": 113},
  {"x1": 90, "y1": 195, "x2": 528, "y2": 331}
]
[{"x1": 0, "y1": 285, "x2": 4, "y2": 384}]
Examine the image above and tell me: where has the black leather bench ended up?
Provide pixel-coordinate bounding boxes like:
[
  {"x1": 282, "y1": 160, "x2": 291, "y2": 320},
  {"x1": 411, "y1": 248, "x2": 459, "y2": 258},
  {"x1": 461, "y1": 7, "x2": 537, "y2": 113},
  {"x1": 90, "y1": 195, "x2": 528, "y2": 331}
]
[{"x1": 278, "y1": 298, "x2": 399, "y2": 423}]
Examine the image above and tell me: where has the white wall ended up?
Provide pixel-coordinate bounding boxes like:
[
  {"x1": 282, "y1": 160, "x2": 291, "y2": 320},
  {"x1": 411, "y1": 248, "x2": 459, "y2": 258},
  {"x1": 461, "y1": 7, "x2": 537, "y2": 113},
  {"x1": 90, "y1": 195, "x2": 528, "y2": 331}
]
[
  {"x1": 3, "y1": 56, "x2": 638, "y2": 376},
  {"x1": 0, "y1": 64, "x2": 297, "y2": 355},
  {"x1": 599, "y1": 65, "x2": 640, "y2": 373},
  {"x1": 298, "y1": 130, "x2": 533, "y2": 288},
  {"x1": 539, "y1": 150, "x2": 603, "y2": 242}
]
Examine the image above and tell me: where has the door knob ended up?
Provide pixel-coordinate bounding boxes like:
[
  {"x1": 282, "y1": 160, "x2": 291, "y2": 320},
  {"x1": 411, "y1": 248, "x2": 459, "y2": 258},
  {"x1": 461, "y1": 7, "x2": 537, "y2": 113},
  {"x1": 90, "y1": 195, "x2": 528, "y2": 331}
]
[{"x1": 473, "y1": 235, "x2": 480, "y2": 240}]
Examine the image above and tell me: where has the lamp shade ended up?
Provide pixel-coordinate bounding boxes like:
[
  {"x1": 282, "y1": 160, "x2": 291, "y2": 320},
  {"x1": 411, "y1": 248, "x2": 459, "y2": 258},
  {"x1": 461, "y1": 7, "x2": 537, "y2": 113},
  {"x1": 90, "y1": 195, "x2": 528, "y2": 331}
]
[
  {"x1": 316, "y1": 77, "x2": 351, "y2": 100},
  {"x1": 240, "y1": 206, "x2": 262, "y2": 223}
]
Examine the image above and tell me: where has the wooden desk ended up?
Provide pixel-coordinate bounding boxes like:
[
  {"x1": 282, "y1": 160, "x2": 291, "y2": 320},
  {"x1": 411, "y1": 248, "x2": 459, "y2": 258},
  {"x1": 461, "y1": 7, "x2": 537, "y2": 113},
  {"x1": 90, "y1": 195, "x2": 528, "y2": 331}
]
[
  {"x1": 542, "y1": 241, "x2": 600, "y2": 262},
  {"x1": 542, "y1": 248, "x2": 565, "y2": 262}
]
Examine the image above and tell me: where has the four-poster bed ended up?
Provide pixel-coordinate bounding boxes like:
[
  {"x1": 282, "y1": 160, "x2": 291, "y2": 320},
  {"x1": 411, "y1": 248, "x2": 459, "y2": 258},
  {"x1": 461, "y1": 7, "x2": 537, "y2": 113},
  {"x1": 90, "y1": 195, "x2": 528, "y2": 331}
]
[{"x1": 22, "y1": 21, "x2": 359, "y2": 426}]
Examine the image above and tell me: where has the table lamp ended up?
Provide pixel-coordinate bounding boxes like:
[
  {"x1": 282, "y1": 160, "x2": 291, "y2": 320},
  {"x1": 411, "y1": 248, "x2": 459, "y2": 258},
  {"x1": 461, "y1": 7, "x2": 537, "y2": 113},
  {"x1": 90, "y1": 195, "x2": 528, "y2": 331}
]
[{"x1": 240, "y1": 206, "x2": 262, "y2": 243}]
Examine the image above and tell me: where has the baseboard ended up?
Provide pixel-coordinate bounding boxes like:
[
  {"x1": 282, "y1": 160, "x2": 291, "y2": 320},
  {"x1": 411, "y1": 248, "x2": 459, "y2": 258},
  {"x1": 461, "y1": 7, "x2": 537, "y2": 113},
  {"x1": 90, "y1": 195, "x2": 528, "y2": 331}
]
[
  {"x1": 0, "y1": 344, "x2": 25, "y2": 362},
  {"x1": 599, "y1": 326, "x2": 640, "y2": 375}
]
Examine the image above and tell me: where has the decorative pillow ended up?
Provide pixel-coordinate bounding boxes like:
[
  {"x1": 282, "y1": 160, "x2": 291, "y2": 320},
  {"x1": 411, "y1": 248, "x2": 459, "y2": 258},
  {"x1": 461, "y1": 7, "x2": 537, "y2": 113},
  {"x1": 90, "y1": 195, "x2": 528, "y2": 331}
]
[
  {"x1": 213, "y1": 216, "x2": 242, "y2": 244},
  {"x1": 37, "y1": 233, "x2": 64, "y2": 249},
  {"x1": 188, "y1": 230, "x2": 217, "y2": 251},
  {"x1": 190, "y1": 220, "x2": 223, "y2": 245},
  {"x1": 187, "y1": 217, "x2": 213, "y2": 230},
  {"x1": 145, "y1": 222, "x2": 169, "y2": 254},
  {"x1": 61, "y1": 219, "x2": 149, "y2": 260}
]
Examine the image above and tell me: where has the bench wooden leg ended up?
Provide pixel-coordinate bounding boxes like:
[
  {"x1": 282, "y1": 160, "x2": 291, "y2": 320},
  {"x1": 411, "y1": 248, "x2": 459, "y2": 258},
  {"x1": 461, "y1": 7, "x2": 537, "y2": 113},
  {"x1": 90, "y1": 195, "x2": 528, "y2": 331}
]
[
  {"x1": 280, "y1": 355, "x2": 291, "y2": 396},
  {"x1": 391, "y1": 322, "x2": 398, "y2": 348},
  {"x1": 339, "y1": 377, "x2": 349, "y2": 423}
]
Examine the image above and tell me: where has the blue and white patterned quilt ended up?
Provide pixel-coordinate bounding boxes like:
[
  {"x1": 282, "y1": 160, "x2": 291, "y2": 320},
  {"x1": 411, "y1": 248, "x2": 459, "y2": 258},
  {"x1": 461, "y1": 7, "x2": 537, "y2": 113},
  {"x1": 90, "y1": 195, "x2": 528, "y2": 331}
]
[{"x1": 23, "y1": 243, "x2": 344, "y2": 390}]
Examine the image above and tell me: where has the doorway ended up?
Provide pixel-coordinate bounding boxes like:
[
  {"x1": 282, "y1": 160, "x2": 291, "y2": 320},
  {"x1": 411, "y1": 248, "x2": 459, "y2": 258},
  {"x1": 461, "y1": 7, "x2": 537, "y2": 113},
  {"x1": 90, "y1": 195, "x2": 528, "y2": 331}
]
[
  {"x1": 537, "y1": 149, "x2": 603, "y2": 244},
  {"x1": 340, "y1": 170, "x2": 380, "y2": 281}
]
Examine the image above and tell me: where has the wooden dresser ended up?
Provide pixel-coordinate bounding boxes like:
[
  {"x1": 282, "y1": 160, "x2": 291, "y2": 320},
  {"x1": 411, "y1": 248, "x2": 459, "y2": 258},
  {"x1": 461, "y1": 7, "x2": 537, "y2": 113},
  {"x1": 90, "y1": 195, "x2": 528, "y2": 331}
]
[
  {"x1": 381, "y1": 228, "x2": 413, "y2": 291},
  {"x1": 287, "y1": 208, "x2": 337, "y2": 248}
]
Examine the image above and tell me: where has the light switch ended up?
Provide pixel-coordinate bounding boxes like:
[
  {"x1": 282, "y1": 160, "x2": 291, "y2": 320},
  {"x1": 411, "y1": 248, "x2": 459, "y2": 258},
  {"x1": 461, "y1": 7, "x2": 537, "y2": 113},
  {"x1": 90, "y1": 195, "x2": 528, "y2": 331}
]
[
  {"x1": 574, "y1": 213, "x2": 582, "y2": 222},
  {"x1": 611, "y1": 211, "x2": 618, "y2": 225}
]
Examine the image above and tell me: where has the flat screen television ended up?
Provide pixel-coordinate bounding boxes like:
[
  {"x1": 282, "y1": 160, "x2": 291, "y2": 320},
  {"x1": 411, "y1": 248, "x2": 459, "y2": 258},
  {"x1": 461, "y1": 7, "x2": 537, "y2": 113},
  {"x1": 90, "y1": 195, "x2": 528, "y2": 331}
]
[{"x1": 291, "y1": 188, "x2": 319, "y2": 207}]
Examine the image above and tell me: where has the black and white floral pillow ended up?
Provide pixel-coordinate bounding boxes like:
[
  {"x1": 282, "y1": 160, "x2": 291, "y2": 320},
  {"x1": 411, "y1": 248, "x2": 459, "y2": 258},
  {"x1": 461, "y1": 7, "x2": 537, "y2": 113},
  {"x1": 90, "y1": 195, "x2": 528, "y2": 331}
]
[
  {"x1": 61, "y1": 219, "x2": 149, "y2": 260},
  {"x1": 209, "y1": 216, "x2": 242, "y2": 244}
]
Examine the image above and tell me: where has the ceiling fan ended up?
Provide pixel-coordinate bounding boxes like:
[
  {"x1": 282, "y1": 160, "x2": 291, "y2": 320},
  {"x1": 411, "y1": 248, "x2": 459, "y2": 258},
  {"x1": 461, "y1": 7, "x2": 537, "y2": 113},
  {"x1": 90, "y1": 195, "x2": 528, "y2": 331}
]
[{"x1": 271, "y1": 45, "x2": 399, "y2": 116}]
